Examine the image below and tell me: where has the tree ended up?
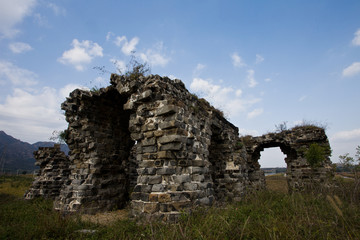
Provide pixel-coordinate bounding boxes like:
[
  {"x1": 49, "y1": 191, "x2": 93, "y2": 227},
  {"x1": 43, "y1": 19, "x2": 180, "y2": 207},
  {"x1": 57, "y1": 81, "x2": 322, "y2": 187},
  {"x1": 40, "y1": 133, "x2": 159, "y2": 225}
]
[
  {"x1": 305, "y1": 143, "x2": 326, "y2": 168},
  {"x1": 275, "y1": 121, "x2": 288, "y2": 132},
  {"x1": 49, "y1": 130, "x2": 68, "y2": 144},
  {"x1": 339, "y1": 145, "x2": 360, "y2": 178}
]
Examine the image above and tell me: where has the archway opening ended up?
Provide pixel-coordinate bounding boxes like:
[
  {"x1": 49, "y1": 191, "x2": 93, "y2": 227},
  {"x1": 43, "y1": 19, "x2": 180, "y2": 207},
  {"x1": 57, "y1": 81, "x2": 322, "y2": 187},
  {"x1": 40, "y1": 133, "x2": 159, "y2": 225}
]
[{"x1": 258, "y1": 147, "x2": 288, "y2": 193}]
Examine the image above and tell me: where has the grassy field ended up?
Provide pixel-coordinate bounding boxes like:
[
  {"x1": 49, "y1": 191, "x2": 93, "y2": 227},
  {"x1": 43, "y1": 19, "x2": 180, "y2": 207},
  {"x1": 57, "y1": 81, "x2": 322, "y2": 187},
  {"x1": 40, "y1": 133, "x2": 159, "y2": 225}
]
[{"x1": 1, "y1": 174, "x2": 359, "y2": 239}]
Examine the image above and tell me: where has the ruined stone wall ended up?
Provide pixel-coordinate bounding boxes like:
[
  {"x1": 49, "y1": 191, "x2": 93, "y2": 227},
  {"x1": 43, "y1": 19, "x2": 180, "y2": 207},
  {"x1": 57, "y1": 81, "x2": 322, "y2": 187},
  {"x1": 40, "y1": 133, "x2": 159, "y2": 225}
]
[
  {"x1": 243, "y1": 126, "x2": 333, "y2": 192},
  {"x1": 25, "y1": 144, "x2": 70, "y2": 199},
  {"x1": 25, "y1": 73, "x2": 334, "y2": 221},
  {"x1": 54, "y1": 88, "x2": 134, "y2": 214}
]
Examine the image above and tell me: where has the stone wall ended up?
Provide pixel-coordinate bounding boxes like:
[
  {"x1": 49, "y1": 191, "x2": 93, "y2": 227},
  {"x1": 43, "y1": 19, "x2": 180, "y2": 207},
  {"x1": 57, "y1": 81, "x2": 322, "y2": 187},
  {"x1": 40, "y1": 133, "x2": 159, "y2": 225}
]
[
  {"x1": 26, "y1": 73, "x2": 334, "y2": 221},
  {"x1": 25, "y1": 144, "x2": 70, "y2": 199},
  {"x1": 242, "y1": 126, "x2": 334, "y2": 192}
]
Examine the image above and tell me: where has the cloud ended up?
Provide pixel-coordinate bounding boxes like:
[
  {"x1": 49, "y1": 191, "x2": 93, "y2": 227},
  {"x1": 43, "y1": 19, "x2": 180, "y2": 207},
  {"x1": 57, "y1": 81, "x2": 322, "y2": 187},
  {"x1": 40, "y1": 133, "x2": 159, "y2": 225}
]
[
  {"x1": 0, "y1": 60, "x2": 38, "y2": 86},
  {"x1": 139, "y1": 42, "x2": 170, "y2": 67},
  {"x1": 236, "y1": 89, "x2": 242, "y2": 97},
  {"x1": 247, "y1": 69, "x2": 258, "y2": 88},
  {"x1": 247, "y1": 108, "x2": 263, "y2": 119},
  {"x1": 342, "y1": 62, "x2": 360, "y2": 77},
  {"x1": 45, "y1": 2, "x2": 66, "y2": 16},
  {"x1": 239, "y1": 128, "x2": 259, "y2": 136},
  {"x1": 114, "y1": 36, "x2": 139, "y2": 55},
  {"x1": 331, "y1": 128, "x2": 360, "y2": 142},
  {"x1": 106, "y1": 31, "x2": 114, "y2": 41},
  {"x1": 330, "y1": 128, "x2": 360, "y2": 163},
  {"x1": 58, "y1": 39, "x2": 103, "y2": 71},
  {"x1": 0, "y1": 0, "x2": 37, "y2": 38},
  {"x1": 0, "y1": 84, "x2": 84, "y2": 143},
  {"x1": 352, "y1": 29, "x2": 360, "y2": 46},
  {"x1": 110, "y1": 58, "x2": 126, "y2": 73},
  {"x1": 193, "y1": 63, "x2": 206, "y2": 76},
  {"x1": 255, "y1": 54, "x2": 264, "y2": 64},
  {"x1": 190, "y1": 78, "x2": 261, "y2": 119},
  {"x1": 264, "y1": 78, "x2": 272, "y2": 82},
  {"x1": 231, "y1": 52, "x2": 246, "y2": 67},
  {"x1": 9, "y1": 42, "x2": 32, "y2": 53}
]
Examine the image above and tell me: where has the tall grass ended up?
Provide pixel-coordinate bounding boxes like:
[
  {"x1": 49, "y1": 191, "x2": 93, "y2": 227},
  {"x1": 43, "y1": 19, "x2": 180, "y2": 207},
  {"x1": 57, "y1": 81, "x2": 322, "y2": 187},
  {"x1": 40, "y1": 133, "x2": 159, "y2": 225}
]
[{"x1": 0, "y1": 174, "x2": 359, "y2": 239}]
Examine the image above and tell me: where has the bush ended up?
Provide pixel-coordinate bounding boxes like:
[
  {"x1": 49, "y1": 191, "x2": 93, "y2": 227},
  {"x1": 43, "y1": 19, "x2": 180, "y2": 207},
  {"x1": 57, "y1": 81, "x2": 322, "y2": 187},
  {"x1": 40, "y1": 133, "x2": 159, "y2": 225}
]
[{"x1": 305, "y1": 143, "x2": 326, "y2": 168}]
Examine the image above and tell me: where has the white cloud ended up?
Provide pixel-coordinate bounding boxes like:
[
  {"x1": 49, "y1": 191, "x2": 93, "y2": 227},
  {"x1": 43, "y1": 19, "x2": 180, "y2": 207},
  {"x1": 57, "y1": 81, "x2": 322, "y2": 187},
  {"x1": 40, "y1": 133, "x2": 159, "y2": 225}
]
[
  {"x1": 106, "y1": 31, "x2": 114, "y2": 41},
  {"x1": 139, "y1": 42, "x2": 170, "y2": 67},
  {"x1": 0, "y1": 60, "x2": 38, "y2": 86},
  {"x1": 114, "y1": 36, "x2": 139, "y2": 55},
  {"x1": 0, "y1": 84, "x2": 84, "y2": 143},
  {"x1": 46, "y1": 2, "x2": 66, "y2": 16},
  {"x1": 255, "y1": 54, "x2": 264, "y2": 64},
  {"x1": 58, "y1": 39, "x2": 103, "y2": 71},
  {"x1": 247, "y1": 69, "x2": 258, "y2": 88},
  {"x1": 33, "y1": 13, "x2": 49, "y2": 27},
  {"x1": 231, "y1": 52, "x2": 246, "y2": 67},
  {"x1": 110, "y1": 58, "x2": 126, "y2": 73},
  {"x1": 352, "y1": 29, "x2": 360, "y2": 46},
  {"x1": 331, "y1": 128, "x2": 360, "y2": 142},
  {"x1": 239, "y1": 128, "x2": 259, "y2": 136},
  {"x1": 235, "y1": 89, "x2": 242, "y2": 97},
  {"x1": 0, "y1": 0, "x2": 37, "y2": 38},
  {"x1": 9, "y1": 42, "x2": 32, "y2": 53},
  {"x1": 342, "y1": 62, "x2": 360, "y2": 77},
  {"x1": 247, "y1": 108, "x2": 263, "y2": 119},
  {"x1": 264, "y1": 78, "x2": 272, "y2": 82},
  {"x1": 330, "y1": 128, "x2": 360, "y2": 164},
  {"x1": 193, "y1": 63, "x2": 206, "y2": 76},
  {"x1": 190, "y1": 78, "x2": 261, "y2": 119}
]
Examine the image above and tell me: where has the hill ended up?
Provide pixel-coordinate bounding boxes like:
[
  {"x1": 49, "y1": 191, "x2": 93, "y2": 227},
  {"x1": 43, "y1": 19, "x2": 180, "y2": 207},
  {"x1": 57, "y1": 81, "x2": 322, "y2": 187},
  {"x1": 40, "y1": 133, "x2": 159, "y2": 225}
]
[{"x1": 0, "y1": 131, "x2": 69, "y2": 173}]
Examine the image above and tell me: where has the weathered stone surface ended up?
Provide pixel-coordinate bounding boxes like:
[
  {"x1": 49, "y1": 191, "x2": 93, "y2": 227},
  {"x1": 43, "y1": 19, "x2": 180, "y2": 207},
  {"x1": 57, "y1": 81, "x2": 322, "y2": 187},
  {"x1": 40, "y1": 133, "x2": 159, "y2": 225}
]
[
  {"x1": 24, "y1": 144, "x2": 70, "y2": 200},
  {"x1": 26, "y1": 73, "x2": 334, "y2": 222}
]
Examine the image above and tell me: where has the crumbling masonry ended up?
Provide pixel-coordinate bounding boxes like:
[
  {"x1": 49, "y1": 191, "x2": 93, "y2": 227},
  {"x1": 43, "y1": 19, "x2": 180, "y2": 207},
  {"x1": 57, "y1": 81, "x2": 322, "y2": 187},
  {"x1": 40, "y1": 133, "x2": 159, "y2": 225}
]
[{"x1": 26, "y1": 74, "x2": 334, "y2": 221}]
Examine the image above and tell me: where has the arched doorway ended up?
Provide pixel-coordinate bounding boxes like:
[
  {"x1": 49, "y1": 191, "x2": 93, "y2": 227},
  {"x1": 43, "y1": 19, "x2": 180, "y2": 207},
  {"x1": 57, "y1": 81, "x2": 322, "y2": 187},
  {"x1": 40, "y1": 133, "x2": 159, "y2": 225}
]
[
  {"x1": 258, "y1": 147, "x2": 288, "y2": 193},
  {"x1": 248, "y1": 141, "x2": 298, "y2": 193}
]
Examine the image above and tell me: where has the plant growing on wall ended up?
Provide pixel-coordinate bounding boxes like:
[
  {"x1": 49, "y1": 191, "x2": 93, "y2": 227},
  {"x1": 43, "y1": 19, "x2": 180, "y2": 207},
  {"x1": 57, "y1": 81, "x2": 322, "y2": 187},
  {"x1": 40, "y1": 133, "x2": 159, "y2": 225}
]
[{"x1": 305, "y1": 143, "x2": 326, "y2": 168}]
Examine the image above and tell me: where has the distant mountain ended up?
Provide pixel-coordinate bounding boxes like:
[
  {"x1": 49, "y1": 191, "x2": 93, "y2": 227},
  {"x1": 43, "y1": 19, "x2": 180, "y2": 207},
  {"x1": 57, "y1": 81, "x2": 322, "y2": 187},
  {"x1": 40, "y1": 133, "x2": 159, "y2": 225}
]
[{"x1": 0, "y1": 131, "x2": 69, "y2": 173}]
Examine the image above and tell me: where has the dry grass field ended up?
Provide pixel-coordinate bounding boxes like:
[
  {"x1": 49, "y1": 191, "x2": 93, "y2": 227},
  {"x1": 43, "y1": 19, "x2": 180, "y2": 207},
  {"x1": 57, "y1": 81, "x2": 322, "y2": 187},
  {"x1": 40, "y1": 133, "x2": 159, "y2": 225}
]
[{"x1": 1, "y1": 174, "x2": 359, "y2": 239}]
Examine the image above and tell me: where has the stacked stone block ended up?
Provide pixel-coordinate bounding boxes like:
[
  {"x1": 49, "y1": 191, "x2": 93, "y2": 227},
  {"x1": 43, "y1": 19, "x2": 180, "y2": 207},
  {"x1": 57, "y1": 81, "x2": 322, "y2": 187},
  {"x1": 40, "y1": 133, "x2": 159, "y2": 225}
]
[
  {"x1": 23, "y1": 73, "x2": 334, "y2": 221},
  {"x1": 25, "y1": 144, "x2": 70, "y2": 199},
  {"x1": 243, "y1": 126, "x2": 333, "y2": 192}
]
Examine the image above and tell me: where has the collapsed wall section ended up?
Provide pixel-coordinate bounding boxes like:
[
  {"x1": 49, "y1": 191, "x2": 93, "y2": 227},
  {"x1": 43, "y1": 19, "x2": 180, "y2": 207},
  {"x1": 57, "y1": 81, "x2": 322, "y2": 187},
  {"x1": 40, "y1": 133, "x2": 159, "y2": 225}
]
[
  {"x1": 54, "y1": 87, "x2": 134, "y2": 214},
  {"x1": 25, "y1": 144, "x2": 70, "y2": 199}
]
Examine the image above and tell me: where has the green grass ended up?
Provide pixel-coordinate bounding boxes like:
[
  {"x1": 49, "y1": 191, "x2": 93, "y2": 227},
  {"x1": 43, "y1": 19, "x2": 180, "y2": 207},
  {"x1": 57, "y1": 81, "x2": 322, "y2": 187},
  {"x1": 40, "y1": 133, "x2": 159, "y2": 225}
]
[{"x1": 0, "y1": 175, "x2": 359, "y2": 239}]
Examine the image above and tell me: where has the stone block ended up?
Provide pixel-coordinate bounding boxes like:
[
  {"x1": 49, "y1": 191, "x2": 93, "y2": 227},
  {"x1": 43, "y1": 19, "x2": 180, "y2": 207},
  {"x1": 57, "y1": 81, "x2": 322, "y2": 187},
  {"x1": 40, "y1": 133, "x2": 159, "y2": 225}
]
[
  {"x1": 149, "y1": 193, "x2": 158, "y2": 202},
  {"x1": 156, "y1": 167, "x2": 175, "y2": 175},
  {"x1": 142, "y1": 138, "x2": 156, "y2": 146},
  {"x1": 148, "y1": 175, "x2": 162, "y2": 184},
  {"x1": 158, "y1": 135, "x2": 186, "y2": 144},
  {"x1": 158, "y1": 193, "x2": 171, "y2": 203},
  {"x1": 183, "y1": 182, "x2": 198, "y2": 191},
  {"x1": 157, "y1": 151, "x2": 174, "y2": 159},
  {"x1": 159, "y1": 142, "x2": 182, "y2": 151},
  {"x1": 131, "y1": 192, "x2": 149, "y2": 201},
  {"x1": 172, "y1": 174, "x2": 191, "y2": 184},
  {"x1": 144, "y1": 203, "x2": 159, "y2": 214},
  {"x1": 155, "y1": 105, "x2": 178, "y2": 116},
  {"x1": 152, "y1": 184, "x2": 164, "y2": 192}
]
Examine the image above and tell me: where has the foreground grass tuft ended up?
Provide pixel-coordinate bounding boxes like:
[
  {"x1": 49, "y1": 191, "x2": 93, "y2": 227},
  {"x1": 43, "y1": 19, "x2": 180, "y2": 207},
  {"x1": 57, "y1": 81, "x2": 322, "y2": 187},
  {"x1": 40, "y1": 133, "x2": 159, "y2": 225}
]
[{"x1": 0, "y1": 174, "x2": 359, "y2": 239}]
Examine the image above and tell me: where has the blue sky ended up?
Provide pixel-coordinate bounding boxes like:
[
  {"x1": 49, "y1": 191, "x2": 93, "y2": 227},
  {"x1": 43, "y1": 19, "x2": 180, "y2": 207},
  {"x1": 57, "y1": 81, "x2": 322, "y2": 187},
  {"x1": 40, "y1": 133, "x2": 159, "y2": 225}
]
[{"x1": 0, "y1": 0, "x2": 360, "y2": 167}]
